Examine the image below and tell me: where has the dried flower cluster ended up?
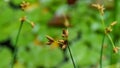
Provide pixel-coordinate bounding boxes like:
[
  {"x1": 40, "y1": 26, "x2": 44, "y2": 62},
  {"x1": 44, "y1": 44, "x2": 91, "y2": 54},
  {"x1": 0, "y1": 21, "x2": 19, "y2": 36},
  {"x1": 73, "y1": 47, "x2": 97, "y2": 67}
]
[
  {"x1": 46, "y1": 29, "x2": 68, "y2": 49},
  {"x1": 20, "y1": 1, "x2": 30, "y2": 11},
  {"x1": 113, "y1": 47, "x2": 120, "y2": 53},
  {"x1": 19, "y1": 16, "x2": 26, "y2": 22},
  {"x1": 105, "y1": 21, "x2": 117, "y2": 34},
  {"x1": 19, "y1": 16, "x2": 35, "y2": 28},
  {"x1": 92, "y1": 3, "x2": 105, "y2": 15}
]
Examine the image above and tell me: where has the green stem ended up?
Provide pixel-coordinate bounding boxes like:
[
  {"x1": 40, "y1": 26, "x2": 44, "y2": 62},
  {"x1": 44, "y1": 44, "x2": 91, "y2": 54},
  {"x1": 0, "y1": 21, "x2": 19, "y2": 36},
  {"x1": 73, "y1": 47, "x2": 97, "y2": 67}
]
[
  {"x1": 106, "y1": 34, "x2": 115, "y2": 48},
  {"x1": 114, "y1": 0, "x2": 118, "y2": 21},
  {"x1": 100, "y1": 12, "x2": 105, "y2": 30},
  {"x1": 65, "y1": 28, "x2": 76, "y2": 68},
  {"x1": 67, "y1": 44, "x2": 76, "y2": 68},
  {"x1": 100, "y1": 34, "x2": 105, "y2": 68},
  {"x1": 11, "y1": 22, "x2": 24, "y2": 68}
]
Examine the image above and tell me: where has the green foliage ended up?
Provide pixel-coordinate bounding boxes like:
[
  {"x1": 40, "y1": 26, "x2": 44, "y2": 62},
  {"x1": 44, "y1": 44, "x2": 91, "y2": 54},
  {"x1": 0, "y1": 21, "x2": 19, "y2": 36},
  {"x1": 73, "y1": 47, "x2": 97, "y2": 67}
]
[{"x1": 0, "y1": 0, "x2": 120, "y2": 68}]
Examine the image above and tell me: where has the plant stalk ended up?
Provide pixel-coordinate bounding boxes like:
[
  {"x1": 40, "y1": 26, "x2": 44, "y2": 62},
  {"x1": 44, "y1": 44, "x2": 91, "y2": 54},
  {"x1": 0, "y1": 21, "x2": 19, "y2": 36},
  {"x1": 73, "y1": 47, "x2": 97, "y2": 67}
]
[
  {"x1": 100, "y1": 34, "x2": 105, "y2": 68},
  {"x1": 67, "y1": 42, "x2": 76, "y2": 68},
  {"x1": 11, "y1": 22, "x2": 24, "y2": 68}
]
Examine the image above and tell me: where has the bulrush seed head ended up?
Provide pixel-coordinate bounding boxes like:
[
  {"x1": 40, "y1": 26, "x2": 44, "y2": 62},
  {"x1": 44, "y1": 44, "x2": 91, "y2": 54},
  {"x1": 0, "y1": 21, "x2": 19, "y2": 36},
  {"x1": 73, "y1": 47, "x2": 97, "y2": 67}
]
[
  {"x1": 46, "y1": 35, "x2": 57, "y2": 45},
  {"x1": 19, "y1": 16, "x2": 26, "y2": 22},
  {"x1": 58, "y1": 39, "x2": 67, "y2": 49},
  {"x1": 20, "y1": 1, "x2": 30, "y2": 11},
  {"x1": 62, "y1": 45, "x2": 67, "y2": 49},
  {"x1": 105, "y1": 27, "x2": 112, "y2": 34},
  {"x1": 46, "y1": 29, "x2": 69, "y2": 49},
  {"x1": 46, "y1": 35, "x2": 54, "y2": 43},
  {"x1": 113, "y1": 47, "x2": 120, "y2": 53},
  {"x1": 92, "y1": 3, "x2": 105, "y2": 15},
  {"x1": 113, "y1": 47, "x2": 118, "y2": 53},
  {"x1": 62, "y1": 29, "x2": 68, "y2": 38},
  {"x1": 105, "y1": 21, "x2": 117, "y2": 34},
  {"x1": 58, "y1": 40, "x2": 65, "y2": 43}
]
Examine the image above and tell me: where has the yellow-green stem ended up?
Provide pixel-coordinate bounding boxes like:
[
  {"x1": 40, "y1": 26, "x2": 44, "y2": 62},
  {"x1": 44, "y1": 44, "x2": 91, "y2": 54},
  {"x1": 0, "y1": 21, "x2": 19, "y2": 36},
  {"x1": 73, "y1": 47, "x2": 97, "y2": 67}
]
[
  {"x1": 106, "y1": 34, "x2": 115, "y2": 48},
  {"x1": 11, "y1": 22, "x2": 24, "y2": 68},
  {"x1": 66, "y1": 28, "x2": 76, "y2": 68}
]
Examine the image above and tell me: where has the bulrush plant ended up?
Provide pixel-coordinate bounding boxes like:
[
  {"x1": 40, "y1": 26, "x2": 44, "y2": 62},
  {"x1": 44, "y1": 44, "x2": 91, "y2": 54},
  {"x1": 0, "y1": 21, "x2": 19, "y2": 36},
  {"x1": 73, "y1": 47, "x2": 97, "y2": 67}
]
[
  {"x1": 46, "y1": 15, "x2": 76, "y2": 68},
  {"x1": 92, "y1": 3, "x2": 120, "y2": 68},
  {"x1": 11, "y1": 1, "x2": 35, "y2": 68}
]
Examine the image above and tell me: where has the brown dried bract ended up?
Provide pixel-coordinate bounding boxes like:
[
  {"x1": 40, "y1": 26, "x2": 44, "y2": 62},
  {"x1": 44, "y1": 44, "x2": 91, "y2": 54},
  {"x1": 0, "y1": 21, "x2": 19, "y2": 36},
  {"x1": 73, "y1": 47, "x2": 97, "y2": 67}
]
[
  {"x1": 62, "y1": 29, "x2": 68, "y2": 38},
  {"x1": 62, "y1": 45, "x2": 67, "y2": 49},
  {"x1": 110, "y1": 21, "x2": 117, "y2": 26},
  {"x1": 46, "y1": 35, "x2": 54, "y2": 45}
]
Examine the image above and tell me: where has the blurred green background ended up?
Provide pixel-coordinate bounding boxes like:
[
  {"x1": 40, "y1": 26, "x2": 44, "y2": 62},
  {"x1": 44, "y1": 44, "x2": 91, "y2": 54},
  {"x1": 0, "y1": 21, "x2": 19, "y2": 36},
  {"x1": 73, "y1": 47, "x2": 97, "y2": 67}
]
[{"x1": 0, "y1": 0, "x2": 120, "y2": 68}]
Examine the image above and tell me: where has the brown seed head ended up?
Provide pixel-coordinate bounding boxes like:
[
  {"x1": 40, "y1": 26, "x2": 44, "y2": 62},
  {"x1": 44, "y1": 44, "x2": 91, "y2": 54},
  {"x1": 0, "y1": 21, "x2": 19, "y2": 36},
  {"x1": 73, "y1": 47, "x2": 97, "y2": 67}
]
[
  {"x1": 20, "y1": 1, "x2": 30, "y2": 11},
  {"x1": 46, "y1": 35, "x2": 54, "y2": 43},
  {"x1": 62, "y1": 45, "x2": 67, "y2": 49},
  {"x1": 19, "y1": 16, "x2": 26, "y2": 22},
  {"x1": 92, "y1": 3, "x2": 105, "y2": 15},
  {"x1": 105, "y1": 27, "x2": 112, "y2": 34},
  {"x1": 58, "y1": 40, "x2": 64, "y2": 43},
  {"x1": 113, "y1": 47, "x2": 118, "y2": 53},
  {"x1": 92, "y1": 4, "x2": 101, "y2": 9},
  {"x1": 62, "y1": 29, "x2": 68, "y2": 38}
]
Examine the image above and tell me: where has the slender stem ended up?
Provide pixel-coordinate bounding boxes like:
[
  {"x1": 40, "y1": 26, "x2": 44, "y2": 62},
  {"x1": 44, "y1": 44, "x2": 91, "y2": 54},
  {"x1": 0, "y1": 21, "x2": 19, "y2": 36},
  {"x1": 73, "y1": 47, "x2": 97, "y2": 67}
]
[
  {"x1": 99, "y1": 11, "x2": 105, "y2": 30},
  {"x1": 65, "y1": 27, "x2": 76, "y2": 68},
  {"x1": 114, "y1": 0, "x2": 118, "y2": 21},
  {"x1": 100, "y1": 34, "x2": 105, "y2": 68},
  {"x1": 106, "y1": 34, "x2": 115, "y2": 48},
  {"x1": 67, "y1": 43, "x2": 76, "y2": 68},
  {"x1": 11, "y1": 22, "x2": 24, "y2": 68}
]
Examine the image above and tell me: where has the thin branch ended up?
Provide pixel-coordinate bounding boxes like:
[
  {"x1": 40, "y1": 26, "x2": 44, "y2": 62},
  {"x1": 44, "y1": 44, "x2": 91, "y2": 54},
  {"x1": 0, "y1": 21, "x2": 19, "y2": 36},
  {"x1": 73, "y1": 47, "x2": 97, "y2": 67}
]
[
  {"x1": 100, "y1": 34, "x2": 105, "y2": 68},
  {"x1": 11, "y1": 22, "x2": 24, "y2": 68},
  {"x1": 67, "y1": 41, "x2": 76, "y2": 68}
]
